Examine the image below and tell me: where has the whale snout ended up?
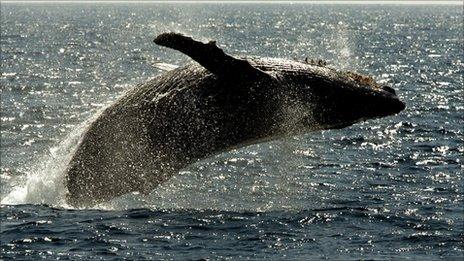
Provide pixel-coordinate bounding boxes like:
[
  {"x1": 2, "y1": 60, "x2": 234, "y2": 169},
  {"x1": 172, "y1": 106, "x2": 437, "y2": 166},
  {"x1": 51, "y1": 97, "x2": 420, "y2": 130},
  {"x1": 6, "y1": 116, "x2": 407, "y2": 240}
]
[
  {"x1": 381, "y1": 85, "x2": 405, "y2": 113},
  {"x1": 374, "y1": 86, "x2": 406, "y2": 117},
  {"x1": 392, "y1": 97, "x2": 406, "y2": 113}
]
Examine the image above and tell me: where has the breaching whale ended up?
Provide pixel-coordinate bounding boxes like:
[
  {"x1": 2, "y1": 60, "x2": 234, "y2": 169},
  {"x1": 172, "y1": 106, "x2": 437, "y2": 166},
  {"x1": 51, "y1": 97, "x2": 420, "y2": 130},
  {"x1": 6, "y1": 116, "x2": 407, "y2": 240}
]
[{"x1": 65, "y1": 33, "x2": 405, "y2": 207}]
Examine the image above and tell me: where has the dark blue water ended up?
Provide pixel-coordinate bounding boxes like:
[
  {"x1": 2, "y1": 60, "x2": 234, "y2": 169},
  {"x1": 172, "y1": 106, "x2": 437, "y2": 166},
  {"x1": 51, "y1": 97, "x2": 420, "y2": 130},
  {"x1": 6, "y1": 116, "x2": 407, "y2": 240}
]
[{"x1": 1, "y1": 2, "x2": 463, "y2": 260}]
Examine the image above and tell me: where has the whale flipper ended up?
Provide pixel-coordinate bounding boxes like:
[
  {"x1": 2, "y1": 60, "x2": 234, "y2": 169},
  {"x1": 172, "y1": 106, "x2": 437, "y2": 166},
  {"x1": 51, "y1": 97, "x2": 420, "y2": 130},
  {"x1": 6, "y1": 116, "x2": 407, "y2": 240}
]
[{"x1": 154, "y1": 32, "x2": 267, "y2": 80}]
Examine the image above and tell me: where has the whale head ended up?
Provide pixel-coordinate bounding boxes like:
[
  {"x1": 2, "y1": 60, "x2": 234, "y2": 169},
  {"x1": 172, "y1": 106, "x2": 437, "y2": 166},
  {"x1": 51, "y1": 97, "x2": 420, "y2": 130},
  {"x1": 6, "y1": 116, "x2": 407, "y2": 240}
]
[
  {"x1": 297, "y1": 69, "x2": 405, "y2": 130},
  {"x1": 248, "y1": 60, "x2": 406, "y2": 135}
]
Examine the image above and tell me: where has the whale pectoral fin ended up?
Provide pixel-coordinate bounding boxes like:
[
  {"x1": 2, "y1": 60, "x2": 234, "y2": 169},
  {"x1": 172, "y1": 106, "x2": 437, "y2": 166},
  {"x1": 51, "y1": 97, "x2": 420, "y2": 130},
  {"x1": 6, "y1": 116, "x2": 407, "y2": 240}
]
[{"x1": 154, "y1": 32, "x2": 268, "y2": 80}]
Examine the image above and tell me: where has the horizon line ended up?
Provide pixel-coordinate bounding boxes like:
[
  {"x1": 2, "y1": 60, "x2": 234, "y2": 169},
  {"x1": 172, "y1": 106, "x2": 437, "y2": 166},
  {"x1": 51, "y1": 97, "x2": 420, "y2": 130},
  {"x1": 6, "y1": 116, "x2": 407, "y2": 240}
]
[{"x1": 1, "y1": 1, "x2": 462, "y2": 5}]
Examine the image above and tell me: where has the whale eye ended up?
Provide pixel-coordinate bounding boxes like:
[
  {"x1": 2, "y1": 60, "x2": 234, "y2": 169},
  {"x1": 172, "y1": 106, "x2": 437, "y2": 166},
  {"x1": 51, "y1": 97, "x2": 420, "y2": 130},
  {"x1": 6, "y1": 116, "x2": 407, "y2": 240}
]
[{"x1": 381, "y1": 85, "x2": 396, "y2": 95}]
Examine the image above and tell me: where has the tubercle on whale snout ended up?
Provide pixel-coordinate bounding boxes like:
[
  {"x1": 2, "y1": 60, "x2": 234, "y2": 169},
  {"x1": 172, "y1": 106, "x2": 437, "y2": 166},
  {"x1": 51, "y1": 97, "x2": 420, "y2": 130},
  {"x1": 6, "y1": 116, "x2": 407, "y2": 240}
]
[
  {"x1": 335, "y1": 68, "x2": 405, "y2": 116},
  {"x1": 367, "y1": 81, "x2": 406, "y2": 114},
  {"x1": 354, "y1": 84, "x2": 406, "y2": 118},
  {"x1": 380, "y1": 85, "x2": 397, "y2": 95}
]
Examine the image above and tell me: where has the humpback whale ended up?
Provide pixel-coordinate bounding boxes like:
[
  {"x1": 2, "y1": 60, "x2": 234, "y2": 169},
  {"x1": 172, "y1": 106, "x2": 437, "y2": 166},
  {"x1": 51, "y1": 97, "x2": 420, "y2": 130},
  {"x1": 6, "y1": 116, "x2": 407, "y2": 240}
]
[{"x1": 65, "y1": 33, "x2": 405, "y2": 207}]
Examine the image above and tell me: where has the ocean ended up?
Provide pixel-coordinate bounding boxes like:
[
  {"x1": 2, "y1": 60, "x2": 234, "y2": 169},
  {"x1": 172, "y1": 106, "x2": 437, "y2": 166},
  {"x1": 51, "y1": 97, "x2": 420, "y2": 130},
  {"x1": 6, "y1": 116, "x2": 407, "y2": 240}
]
[{"x1": 1, "y1": 2, "x2": 463, "y2": 260}]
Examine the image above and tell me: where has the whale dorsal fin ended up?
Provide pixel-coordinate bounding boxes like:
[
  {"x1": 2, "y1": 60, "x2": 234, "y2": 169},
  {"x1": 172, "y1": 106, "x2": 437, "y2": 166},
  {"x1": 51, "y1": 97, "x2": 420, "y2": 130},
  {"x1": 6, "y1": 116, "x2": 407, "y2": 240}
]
[{"x1": 154, "y1": 32, "x2": 268, "y2": 80}]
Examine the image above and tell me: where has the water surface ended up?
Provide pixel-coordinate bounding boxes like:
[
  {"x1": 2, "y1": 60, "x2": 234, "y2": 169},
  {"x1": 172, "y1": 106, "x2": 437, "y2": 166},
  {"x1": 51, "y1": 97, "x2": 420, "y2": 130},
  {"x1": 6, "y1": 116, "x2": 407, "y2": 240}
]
[{"x1": 1, "y1": 3, "x2": 463, "y2": 259}]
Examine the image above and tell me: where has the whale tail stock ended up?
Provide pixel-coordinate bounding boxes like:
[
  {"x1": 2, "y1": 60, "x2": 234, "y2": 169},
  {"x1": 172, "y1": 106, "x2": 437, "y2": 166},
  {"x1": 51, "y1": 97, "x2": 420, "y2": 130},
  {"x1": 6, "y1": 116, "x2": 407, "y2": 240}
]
[{"x1": 154, "y1": 32, "x2": 268, "y2": 80}]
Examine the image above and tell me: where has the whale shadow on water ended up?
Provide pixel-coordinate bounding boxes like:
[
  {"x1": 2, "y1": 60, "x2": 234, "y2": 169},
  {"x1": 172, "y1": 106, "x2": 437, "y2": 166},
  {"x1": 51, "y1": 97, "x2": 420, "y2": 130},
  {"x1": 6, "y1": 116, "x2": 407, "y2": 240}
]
[{"x1": 65, "y1": 32, "x2": 405, "y2": 207}]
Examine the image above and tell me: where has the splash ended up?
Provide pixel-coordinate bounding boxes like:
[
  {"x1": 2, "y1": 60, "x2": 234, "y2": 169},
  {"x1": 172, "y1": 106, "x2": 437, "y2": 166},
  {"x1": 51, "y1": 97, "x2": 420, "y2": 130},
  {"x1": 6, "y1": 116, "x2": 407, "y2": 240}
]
[{"x1": 1, "y1": 108, "x2": 108, "y2": 208}]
